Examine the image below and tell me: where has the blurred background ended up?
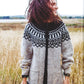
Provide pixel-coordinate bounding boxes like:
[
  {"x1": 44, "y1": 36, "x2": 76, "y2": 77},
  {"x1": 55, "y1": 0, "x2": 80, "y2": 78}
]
[{"x1": 0, "y1": 0, "x2": 84, "y2": 84}]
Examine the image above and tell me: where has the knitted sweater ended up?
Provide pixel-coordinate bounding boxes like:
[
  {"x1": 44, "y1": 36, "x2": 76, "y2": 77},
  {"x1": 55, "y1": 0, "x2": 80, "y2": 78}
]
[{"x1": 20, "y1": 21, "x2": 74, "y2": 84}]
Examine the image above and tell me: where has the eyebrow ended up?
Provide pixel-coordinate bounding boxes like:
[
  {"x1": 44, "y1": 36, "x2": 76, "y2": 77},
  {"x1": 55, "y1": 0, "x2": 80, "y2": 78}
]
[{"x1": 51, "y1": 2, "x2": 56, "y2": 5}]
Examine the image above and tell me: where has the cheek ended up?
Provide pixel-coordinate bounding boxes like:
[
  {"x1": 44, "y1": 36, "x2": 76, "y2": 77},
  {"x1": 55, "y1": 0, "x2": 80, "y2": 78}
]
[
  {"x1": 50, "y1": 6, "x2": 57, "y2": 11},
  {"x1": 51, "y1": 5, "x2": 58, "y2": 11}
]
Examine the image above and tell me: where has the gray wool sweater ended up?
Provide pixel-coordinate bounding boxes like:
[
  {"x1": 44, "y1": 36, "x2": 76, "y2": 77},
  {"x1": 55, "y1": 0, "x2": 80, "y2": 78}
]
[{"x1": 20, "y1": 21, "x2": 74, "y2": 84}]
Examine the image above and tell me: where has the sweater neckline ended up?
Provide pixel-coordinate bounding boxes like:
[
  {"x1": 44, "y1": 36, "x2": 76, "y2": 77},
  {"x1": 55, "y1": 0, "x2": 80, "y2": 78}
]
[{"x1": 29, "y1": 22, "x2": 65, "y2": 33}]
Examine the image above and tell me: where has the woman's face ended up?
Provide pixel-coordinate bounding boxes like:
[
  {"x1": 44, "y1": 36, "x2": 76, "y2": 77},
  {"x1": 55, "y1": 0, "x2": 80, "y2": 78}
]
[{"x1": 50, "y1": 0, "x2": 58, "y2": 15}]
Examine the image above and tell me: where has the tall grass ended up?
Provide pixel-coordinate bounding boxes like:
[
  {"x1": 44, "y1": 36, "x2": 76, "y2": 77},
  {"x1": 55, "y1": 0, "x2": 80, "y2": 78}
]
[
  {"x1": 70, "y1": 41, "x2": 84, "y2": 84},
  {"x1": 0, "y1": 28, "x2": 83, "y2": 84},
  {"x1": 0, "y1": 30, "x2": 23, "y2": 84},
  {"x1": 68, "y1": 29, "x2": 84, "y2": 84}
]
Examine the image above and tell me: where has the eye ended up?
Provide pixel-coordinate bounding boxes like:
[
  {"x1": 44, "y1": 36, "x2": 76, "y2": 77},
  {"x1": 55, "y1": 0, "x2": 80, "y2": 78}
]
[{"x1": 51, "y1": 2, "x2": 56, "y2": 6}]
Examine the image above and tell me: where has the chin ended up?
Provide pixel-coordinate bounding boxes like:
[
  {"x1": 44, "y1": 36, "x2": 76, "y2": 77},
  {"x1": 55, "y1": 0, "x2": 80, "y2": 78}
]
[
  {"x1": 53, "y1": 11, "x2": 58, "y2": 15},
  {"x1": 54, "y1": 13, "x2": 58, "y2": 16}
]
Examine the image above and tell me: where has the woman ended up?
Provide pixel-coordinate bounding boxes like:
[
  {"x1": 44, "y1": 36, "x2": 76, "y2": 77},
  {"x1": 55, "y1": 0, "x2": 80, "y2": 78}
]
[{"x1": 20, "y1": 0, "x2": 74, "y2": 84}]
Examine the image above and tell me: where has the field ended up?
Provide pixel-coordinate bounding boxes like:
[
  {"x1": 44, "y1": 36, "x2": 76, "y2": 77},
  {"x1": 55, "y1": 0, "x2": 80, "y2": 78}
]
[{"x1": 0, "y1": 19, "x2": 84, "y2": 84}]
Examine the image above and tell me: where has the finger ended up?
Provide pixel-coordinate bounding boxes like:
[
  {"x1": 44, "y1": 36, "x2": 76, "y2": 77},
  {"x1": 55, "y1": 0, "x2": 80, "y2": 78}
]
[
  {"x1": 63, "y1": 80, "x2": 66, "y2": 84},
  {"x1": 21, "y1": 81, "x2": 22, "y2": 84}
]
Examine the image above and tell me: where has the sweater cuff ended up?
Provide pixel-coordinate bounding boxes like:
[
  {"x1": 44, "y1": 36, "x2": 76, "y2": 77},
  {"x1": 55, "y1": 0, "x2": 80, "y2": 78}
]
[
  {"x1": 22, "y1": 75, "x2": 29, "y2": 78},
  {"x1": 22, "y1": 69, "x2": 29, "y2": 76},
  {"x1": 64, "y1": 67, "x2": 71, "y2": 74},
  {"x1": 63, "y1": 72, "x2": 70, "y2": 77}
]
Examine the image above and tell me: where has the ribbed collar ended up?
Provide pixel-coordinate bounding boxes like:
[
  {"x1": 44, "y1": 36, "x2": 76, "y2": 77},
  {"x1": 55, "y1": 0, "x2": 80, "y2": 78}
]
[{"x1": 30, "y1": 20, "x2": 64, "y2": 32}]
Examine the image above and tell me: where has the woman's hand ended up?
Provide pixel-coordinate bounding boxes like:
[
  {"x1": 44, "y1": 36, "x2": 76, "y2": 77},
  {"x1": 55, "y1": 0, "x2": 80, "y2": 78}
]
[
  {"x1": 21, "y1": 81, "x2": 27, "y2": 84},
  {"x1": 63, "y1": 76, "x2": 70, "y2": 84},
  {"x1": 21, "y1": 78, "x2": 27, "y2": 84}
]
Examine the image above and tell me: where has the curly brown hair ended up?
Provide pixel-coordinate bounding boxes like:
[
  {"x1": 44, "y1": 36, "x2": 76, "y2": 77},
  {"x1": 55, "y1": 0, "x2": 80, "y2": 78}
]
[{"x1": 26, "y1": 0, "x2": 62, "y2": 24}]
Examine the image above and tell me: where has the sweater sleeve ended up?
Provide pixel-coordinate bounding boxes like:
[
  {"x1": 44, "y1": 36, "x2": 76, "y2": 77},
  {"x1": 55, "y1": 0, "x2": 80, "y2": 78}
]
[
  {"x1": 61, "y1": 25, "x2": 74, "y2": 76},
  {"x1": 20, "y1": 24, "x2": 33, "y2": 78}
]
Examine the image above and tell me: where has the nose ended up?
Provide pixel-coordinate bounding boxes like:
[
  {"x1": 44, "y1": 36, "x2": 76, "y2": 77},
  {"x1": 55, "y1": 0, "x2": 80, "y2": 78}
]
[{"x1": 54, "y1": 5, "x2": 58, "y2": 10}]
